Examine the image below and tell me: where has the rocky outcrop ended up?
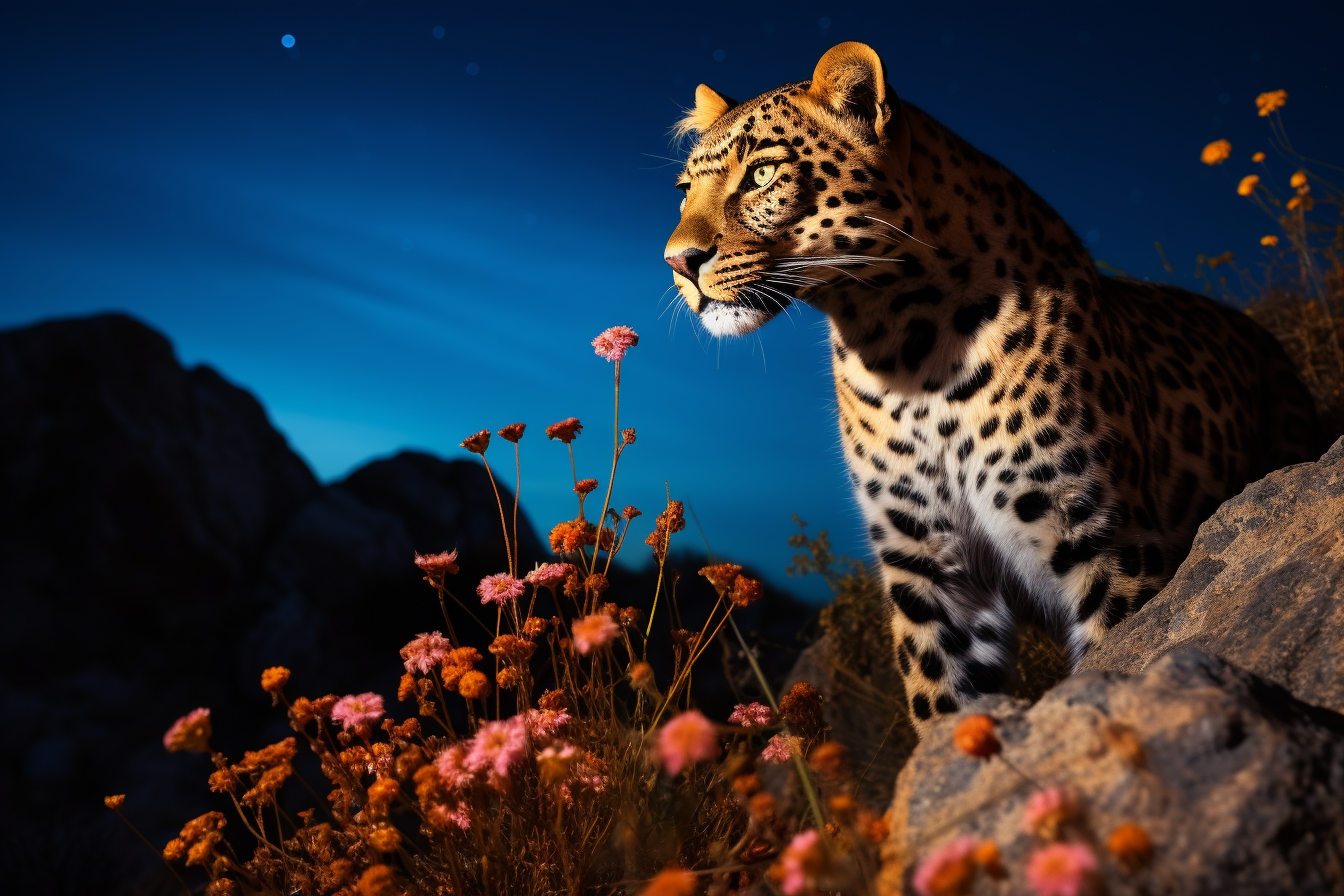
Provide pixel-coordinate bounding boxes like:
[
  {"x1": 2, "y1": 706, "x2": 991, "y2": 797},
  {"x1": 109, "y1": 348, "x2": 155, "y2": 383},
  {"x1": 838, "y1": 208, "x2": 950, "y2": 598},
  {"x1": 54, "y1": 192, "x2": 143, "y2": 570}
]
[
  {"x1": 1083, "y1": 437, "x2": 1344, "y2": 714},
  {"x1": 881, "y1": 648, "x2": 1344, "y2": 895}
]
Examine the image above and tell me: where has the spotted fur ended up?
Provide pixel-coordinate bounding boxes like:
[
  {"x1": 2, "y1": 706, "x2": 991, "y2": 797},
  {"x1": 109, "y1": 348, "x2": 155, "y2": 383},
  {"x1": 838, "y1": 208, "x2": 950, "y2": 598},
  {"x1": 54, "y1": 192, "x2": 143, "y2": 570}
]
[{"x1": 663, "y1": 42, "x2": 1322, "y2": 734}]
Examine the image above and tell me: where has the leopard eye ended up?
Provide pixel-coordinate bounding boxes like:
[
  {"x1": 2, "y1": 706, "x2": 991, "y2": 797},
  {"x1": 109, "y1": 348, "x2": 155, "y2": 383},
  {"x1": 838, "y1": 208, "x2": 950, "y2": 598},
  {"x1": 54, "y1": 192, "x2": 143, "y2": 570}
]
[{"x1": 752, "y1": 164, "x2": 777, "y2": 187}]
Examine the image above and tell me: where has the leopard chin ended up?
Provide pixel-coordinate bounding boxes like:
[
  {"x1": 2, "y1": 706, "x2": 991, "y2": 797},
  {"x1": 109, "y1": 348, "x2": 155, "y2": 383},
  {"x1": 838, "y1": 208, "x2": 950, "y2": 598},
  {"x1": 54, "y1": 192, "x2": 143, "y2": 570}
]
[{"x1": 697, "y1": 296, "x2": 788, "y2": 337}]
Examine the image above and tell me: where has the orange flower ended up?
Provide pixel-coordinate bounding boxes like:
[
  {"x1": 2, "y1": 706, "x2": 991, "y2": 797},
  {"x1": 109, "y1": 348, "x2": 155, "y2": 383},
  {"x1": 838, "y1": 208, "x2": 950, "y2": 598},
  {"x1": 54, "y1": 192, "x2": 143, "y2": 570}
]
[
  {"x1": 622, "y1": 427, "x2": 637, "y2": 445},
  {"x1": 1261, "y1": 235, "x2": 1279, "y2": 247},
  {"x1": 103, "y1": 794, "x2": 126, "y2": 810},
  {"x1": 1107, "y1": 822, "x2": 1153, "y2": 871},
  {"x1": 574, "y1": 478, "x2": 599, "y2": 496},
  {"x1": 637, "y1": 867, "x2": 698, "y2": 896},
  {"x1": 1251, "y1": 151, "x2": 1266, "y2": 163},
  {"x1": 358, "y1": 865, "x2": 398, "y2": 896},
  {"x1": 163, "y1": 708, "x2": 212, "y2": 753},
  {"x1": 460, "y1": 429, "x2": 491, "y2": 455},
  {"x1": 1200, "y1": 139, "x2": 1232, "y2": 165},
  {"x1": 698, "y1": 563, "x2": 743, "y2": 595},
  {"x1": 1290, "y1": 170, "x2": 1309, "y2": 190},
  {"x1": 1287, "y1": 195, "x2": 1313, "y2": 211},
  {"x1": 972, "y1": 841, "x2": 1006, "y2": 880},
  {"x1": 733, "y1": 772, "x2": 761, "y2": 796},
  {"x1": 457, "y1": 670, "x2": 490, "y2": 700},
  {"x1": 1256, "y1": 89, "x2": 1287, "y2": 116},
  {"x1": 807, "y1": 741, "x2": 846, "y2": 776},
  {"x1": 828, "y1": 793, "x2": 857, "y2": 821},
  {"x1": 1237, "y1": 174, "x2": 1260, "y2": 196},
  {"x1": 397, "y1": 673, "x2": 415, "y2": 702},
  {"x1": 522, "y1": 616, "x2": 548, "y2": 638},
  {"x1": 780, "y1": 681, "x2": 825, "y2": 738},
  {"x1": 497, "y1": 422, "x2": 526, "y2": 443},
  {"x1": 748, "y1": 791, "x2": 777, "y2": 821},
  {"x1": 729, "y1": 575, "x2": 764, "y2": 607},
  {"x1": 545, "y1": 417, "x2": 583, "y2": 443},
  {"x1": 550, "y1": 519, "x2": 596, "y2": 554},
  {"x1": 622, "y1": 505, "x2": 642, "y2": 519},
  {"x1": 260, "y1": 666, "x2": 290, "y2": 693},
  {"x1": 952, "y1": 714, "x2": 1001, "y2": 759}
]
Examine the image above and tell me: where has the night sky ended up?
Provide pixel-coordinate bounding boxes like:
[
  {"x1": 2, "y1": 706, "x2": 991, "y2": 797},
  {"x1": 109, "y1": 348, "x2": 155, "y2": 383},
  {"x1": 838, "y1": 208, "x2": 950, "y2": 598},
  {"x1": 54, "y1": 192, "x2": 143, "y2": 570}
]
[{"x1": 3, "y1": 2, "x2": 1342, "y2": 599}]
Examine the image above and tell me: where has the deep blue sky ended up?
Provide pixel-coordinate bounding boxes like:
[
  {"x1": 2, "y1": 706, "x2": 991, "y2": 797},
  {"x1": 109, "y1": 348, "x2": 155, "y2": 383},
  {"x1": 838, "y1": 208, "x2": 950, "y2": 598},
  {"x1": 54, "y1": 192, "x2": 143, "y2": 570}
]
[{"x1": 3, "y1": 2, "x2": 1342, "y2": 600}]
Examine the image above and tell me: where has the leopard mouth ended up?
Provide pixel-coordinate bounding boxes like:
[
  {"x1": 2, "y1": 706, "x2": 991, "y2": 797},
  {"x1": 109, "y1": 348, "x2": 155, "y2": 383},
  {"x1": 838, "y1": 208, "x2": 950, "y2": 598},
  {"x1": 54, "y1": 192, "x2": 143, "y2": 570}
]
[{"x1": 696, "y1": 289, "x2": 793, "y2": 337}]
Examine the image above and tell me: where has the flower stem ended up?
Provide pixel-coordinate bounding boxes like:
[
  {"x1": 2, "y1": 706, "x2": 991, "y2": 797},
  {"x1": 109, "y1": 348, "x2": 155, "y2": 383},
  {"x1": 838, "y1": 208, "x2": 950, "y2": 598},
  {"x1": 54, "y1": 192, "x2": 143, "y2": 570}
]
[{"x1": 110, "y1": 806, "x2": 193, "y2": 896}]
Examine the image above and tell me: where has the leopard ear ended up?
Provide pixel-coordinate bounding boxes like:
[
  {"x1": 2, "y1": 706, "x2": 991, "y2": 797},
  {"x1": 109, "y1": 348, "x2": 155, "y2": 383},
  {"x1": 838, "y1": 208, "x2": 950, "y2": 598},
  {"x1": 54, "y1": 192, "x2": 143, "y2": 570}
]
[
  {"x1": 673, "y1": 84, "x2": 738, "y2": 139},
  {"x1": 808, "y1": 42, "x2": 891, "y2": 137}
]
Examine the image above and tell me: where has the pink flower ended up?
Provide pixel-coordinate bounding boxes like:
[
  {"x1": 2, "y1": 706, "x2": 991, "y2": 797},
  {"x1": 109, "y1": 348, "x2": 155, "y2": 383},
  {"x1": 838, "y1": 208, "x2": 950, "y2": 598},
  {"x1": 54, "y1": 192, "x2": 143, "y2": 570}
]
[
  {"x1": 1025, "y1": 843, "x2": 1097, "y2": 896},
  {"x1": 912, "y1": 837, "x2": 976, "y2": 896},
  {"x1": 331, "y1": 692, "x2": 384, "y2": 732},
  {"x1": 465, "y1": 717, "x2": 528, "y2": 782},
  {"x1": 776, "y1": 829, "x2": 824, "y2": 896},
  {"x1": 761, "y1": 733, "x2": 801, "y2": 763},
  {"x1": 431, "y1": 803, "x2": 473, "y2": 831},
  {"x1": 523, "y1": 708, "x2": 571, "y2": 739},
  {"x1": 525, "y1": 562, "x2": 574, "y2": 589},
  {"x1": 571, "y1": 613, "x2": 620, "y2": 654},
  {"x1": 656, "y1": 710, "x2": 720, "y2": 776},
  {"x1": 728, "y1": 702, "x2": 774, "y2": 728},
  {"x1": 400, "y1": 631, "x2": 451, "y2": 674},
  {"x1": 477, "y1": 573, "x2": 525, "y2": 605},
  {"x1": 434, "y1": 744, "x2": 475, "y2": 790},
  {"x1": 592, "y1": 325, "x2": 639, "y2": 362},
  {"x1": 414, "y1": 549, "x2": 459, "y2": 576},
  {"x1": 1024, "y1": 787, "x2": 1080, "y2": 836},
  {"x1": 163, "y1": 707, "x2": 212, "y2": 752}
]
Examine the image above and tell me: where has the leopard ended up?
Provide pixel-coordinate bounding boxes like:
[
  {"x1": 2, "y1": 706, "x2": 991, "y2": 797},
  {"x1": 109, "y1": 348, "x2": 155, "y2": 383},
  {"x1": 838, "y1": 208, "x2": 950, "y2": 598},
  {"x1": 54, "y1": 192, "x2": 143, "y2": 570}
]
[{"x1": 662, "y1": 41, "x2": 1322, "y2": 735}]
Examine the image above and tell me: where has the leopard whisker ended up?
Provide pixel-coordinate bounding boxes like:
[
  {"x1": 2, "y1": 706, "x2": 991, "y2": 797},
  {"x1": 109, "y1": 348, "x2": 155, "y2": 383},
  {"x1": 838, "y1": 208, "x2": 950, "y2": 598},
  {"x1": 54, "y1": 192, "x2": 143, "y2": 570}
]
[{"x1": 860, "y1": 214, "x2": 940, "y2": 251}]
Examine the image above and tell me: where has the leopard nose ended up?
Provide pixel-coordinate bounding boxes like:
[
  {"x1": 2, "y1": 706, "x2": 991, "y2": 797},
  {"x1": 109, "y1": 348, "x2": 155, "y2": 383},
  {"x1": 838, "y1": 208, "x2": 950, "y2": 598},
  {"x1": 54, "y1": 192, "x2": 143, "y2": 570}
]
[{"x1": 665, "y1": 247, "x2": 713, "y2": 282}]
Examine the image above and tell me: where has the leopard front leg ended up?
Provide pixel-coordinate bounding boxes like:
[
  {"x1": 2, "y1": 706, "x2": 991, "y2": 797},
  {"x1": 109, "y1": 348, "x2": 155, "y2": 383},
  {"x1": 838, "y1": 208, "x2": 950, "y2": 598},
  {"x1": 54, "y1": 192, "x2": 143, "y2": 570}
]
[{"x1": 879, "y1": 549, "x2": 1018, "y2": 737}]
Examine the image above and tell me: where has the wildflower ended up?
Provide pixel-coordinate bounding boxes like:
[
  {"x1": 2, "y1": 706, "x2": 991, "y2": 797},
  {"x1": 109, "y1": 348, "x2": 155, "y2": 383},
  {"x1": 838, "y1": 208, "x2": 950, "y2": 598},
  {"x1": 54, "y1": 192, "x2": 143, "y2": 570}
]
[
  {"x1": 489, "y1": 634, "x2": 536, "y2": 665},
  {"x1": 163, "y1": 708, "x2": 212, "y2": 753},
  {"x1": 572, "y1": 613, "x2": 620, "y2": 654},
  {"x1": 332, "y1": 693, "x2": 384, "y2": 732},
  {"x1": 539, "y1": 688, "x2": 568, "y2": 712},
  {"x1": 457, "y1": 670, "x2": 490, "y2": 700},
  {"x1": 357, "y1": 865, "x2": 398, "y2": 896},
  {"x1": 537, "y1": 742, "x2": 579, "y2": 786},
  {"x1": 622, "y1": 505, "x2": 642, "y2": 519},
  {"x1": 780, "y1": 681, "x2": 825, "y2": 738},
  {"x1": 952, "y1": 714, "x2": 1001, "y2": 759},
  {"x1": 414, "y1": 549, "x2": 460, "y2": 584},
  {"x1": 103, "y1": 794, "x2": 126, "y2": 810},
  {"x1": 260, "y1": 666, "x2": 290, "y2": 694},
  {"x1": 807, "y1": 741, "x2": 846, "y2": 776},
  {"x1": 477, "y1": 572, "x2": 524, "y2": 605},
  {"x1": 545, "y1": 417, "x2": 583, "y2": 443},
  {"x1": 912, "y1": 837, "x2": 976, "y2": 896},
  {"x1": 522, "y1": 616, "x2": 548, "y2": 638},
  {"x1": 657, "y1": 710, "x2": 720, "y2": 775},
  {"x1": 728, "y1": 702, "x2": 774, "y2": 728},
  {"x1": 1252, "y1": 151, "x2": 1266, "y2": 163},
  {"x1": 586, "y1": 572, "x2": 611, "y2": 599},
  {"x1": 498, "y1": 422, "x2": 526, "y2": 442},
  {"x1": 1200, "y1": 139, "x2": 1231, "y2": 165},
  {"x1": 401, "y1": 631, "x2": 452, "y2": 674},
  {"x1": 1287, "y1": 194, "x2": 1313, "y2": 211},
  {"x1": 525, "y1": 562, "x2": 573, "y2": 590},
  {"x1": 497, "y1": 666, "x2": 525, "y2": 689},
  {"x1": 1025, "y1": 842, "x2": 1097, "y2": 896},
  {"x1": 618, "y1": 606, "x2": 642, "y2": 627},
  {"x1": 748, "y1": 790, "x2": 777, "y2": 820},
  {"x1": 1256, "y1": 89, "x2": 1287, "y2": 117},
  {"x1": 396, "y1": 673, "x2": 416, "y2": 702},
  {"x1": 366, "y1": 778, "x2": 399, "y2": 817},
  {"x1": 574, "y1": 478, "x2": 599, "y2": 496},
  {"x1": 828, "y1": 793, "x2": 857, "y2": 821},
  {"x1": 1236, "y1": 174, "x2": 1260, "y2": 196},
  {"x1": 1024, "y1": 787, "x2": 1080, "y2": 838},
  {"x1": 434, "y1": 744, "x2": 475, "y2": 790},
  {"x1": 729, "y1": 575, "x2": 764, "y2": 607},
  {"x1": 430, "y1": 803, "x2": 473, "y2": 830},
  {"x1": 774, "y1": 829, "x2": 826, "y2": 896},
  {"x1": 973, "y1": 841, "x2": 1007, "y2": 880},
  {"x1": 366, "y1": 825, "x2": 401, "y2": 853},
  {"x1": 1261, "y1": 234, "x2": 1280, "y2": 247},
  {"x1": 465, "y1": 717, "x2": 528, "y2": 782},
  {"x1": 446, "y1": 646, "x2": 482, "y2": 667},
  {"x1": 645, "y1": 500, "x2": 686, "y2": 561},
  {"x1": 550, "y1": 518, "x2": 596, "y2": 554},
  {"x1": 1107, "y1": 822, "x2": 1153, "y2": 871},
  {"x1": 733, "y1": 772, "x2": 761, "y2": 796},
  {"x1": 638, "y1": 867, "x2": 698, "y2": 896},
  {"x1": 761, "y1": 733, "x2": 802, "y2": 763},
  {"x1": 460, "y1": 429, "x2": 491, "y2": 455},
  {"x1": 861, "y1": 811, "x2": 890, "y2": 844},
  {"x1": 629, "y1": 661, "x2": 660, "y2": 697},
  {"x1": 592, "y1": 325, "x2": 640, "y2": 362},
  {"x1": 622, "y1": 427, "x2": 637, "y2": 445},
  {"x1": 524, "y1": 707, "x2": 571, "y2": 739},
  {"x1": 699, "y1": 562, "x2": 743, "y2": 595}
]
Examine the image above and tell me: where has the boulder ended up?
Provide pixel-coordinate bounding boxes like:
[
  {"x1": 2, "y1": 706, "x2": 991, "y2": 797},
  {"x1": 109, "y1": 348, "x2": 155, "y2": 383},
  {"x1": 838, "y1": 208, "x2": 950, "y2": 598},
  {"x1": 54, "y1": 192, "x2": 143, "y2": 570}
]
[
  {"x1": 1083, "y1": 437, "x2": 1344, "y2": 714},
  {"x1": 880, "y1": 648, "x2": 1344, "y2": 895}
]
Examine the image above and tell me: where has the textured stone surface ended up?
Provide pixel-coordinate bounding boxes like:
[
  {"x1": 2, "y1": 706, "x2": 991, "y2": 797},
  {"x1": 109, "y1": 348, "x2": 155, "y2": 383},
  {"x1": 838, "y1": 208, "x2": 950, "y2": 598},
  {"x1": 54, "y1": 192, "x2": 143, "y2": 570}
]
[
  {"x1": 1083, "y1": 437, "x2": 1344, "y2": 713},
  {"x1": 880, "y1": 648, "x2": 1344, "y2": 895}
]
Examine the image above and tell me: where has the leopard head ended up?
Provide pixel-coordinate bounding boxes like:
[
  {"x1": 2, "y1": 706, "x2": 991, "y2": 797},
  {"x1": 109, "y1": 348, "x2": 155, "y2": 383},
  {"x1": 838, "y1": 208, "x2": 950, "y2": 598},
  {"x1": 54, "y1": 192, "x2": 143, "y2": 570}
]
[{"x1": 664, "y1": 42, "x2": 911, "y2": 337}]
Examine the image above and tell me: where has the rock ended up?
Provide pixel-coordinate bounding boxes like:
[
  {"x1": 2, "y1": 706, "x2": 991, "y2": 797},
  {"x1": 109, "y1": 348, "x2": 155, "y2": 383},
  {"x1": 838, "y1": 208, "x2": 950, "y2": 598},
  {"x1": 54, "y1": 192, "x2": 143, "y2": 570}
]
[
  {"x1": 1083, "y1": 436, "x2": 1344, "y2": 714},
  {"x1": 880, "y1": 648, "x2": 1344, "y2": 895}
]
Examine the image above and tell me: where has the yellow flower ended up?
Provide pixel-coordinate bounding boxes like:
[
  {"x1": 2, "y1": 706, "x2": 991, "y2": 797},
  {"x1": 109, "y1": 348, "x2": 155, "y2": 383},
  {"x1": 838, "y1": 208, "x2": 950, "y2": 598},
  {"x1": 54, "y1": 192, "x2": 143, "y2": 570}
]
[
  {"x1": 1261, "y1": 235, "x2": 1279, "y2": 247},
  {"x1": 1237, "y1": 174, "x2": 1260, "y2": 196},
  {"x1": 1251, "y1": 151, "x2": 1266, "y2": 163},
  {"x1": 1201, "y1": 139, "x2": 1232, "y2": 165},
  {"x1": 1290, "y1": 170, "x2": 1308, "y2": 190},
  {"x1": 1256, "y1": 90, "x2": 1288, "y2": 117}
]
